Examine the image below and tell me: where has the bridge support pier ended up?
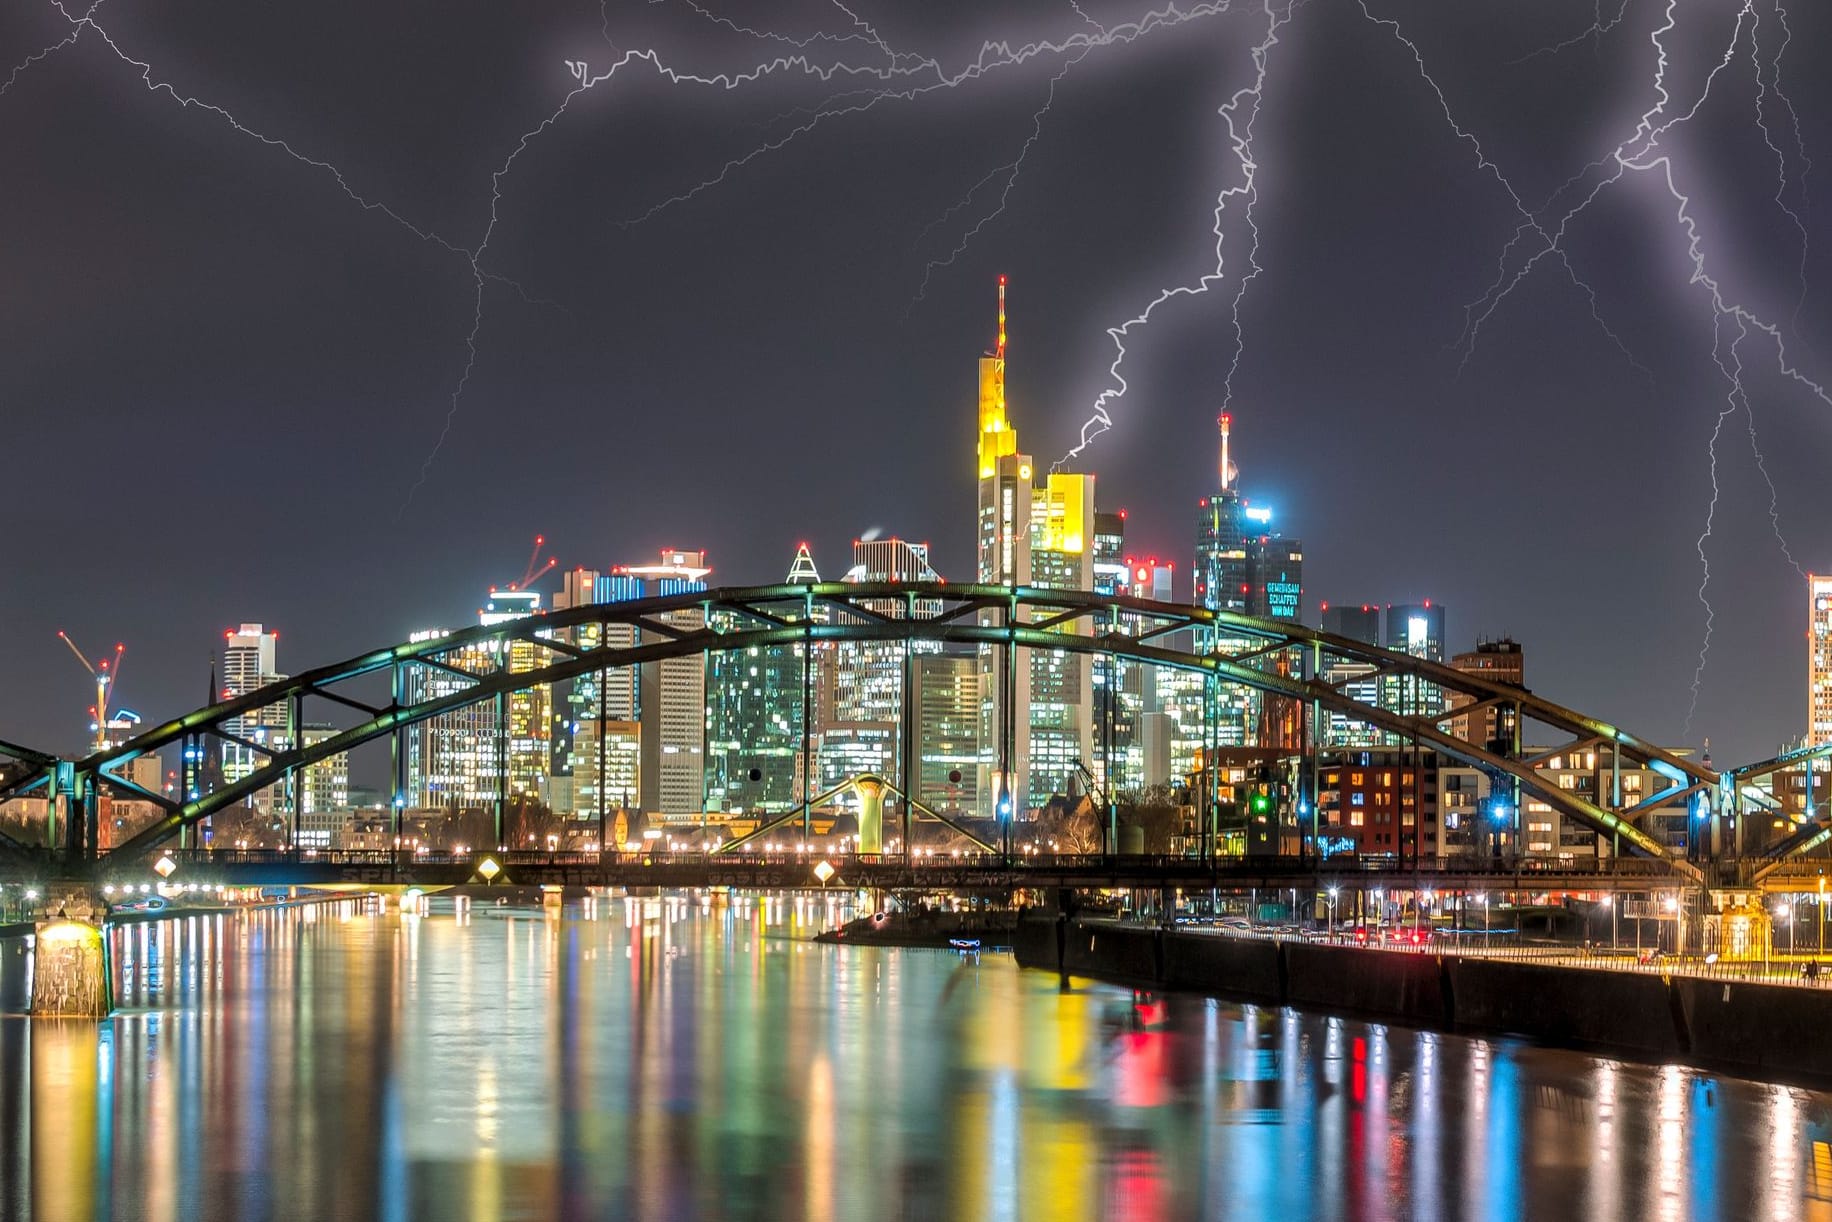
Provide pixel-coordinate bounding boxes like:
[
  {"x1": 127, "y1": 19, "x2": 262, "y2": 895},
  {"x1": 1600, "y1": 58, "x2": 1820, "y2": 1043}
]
[
  {"x1": 29, "y1": 885, "x2": 111, "y2": 1019},
  {"x1": 854, "y1": 776, "x2": 887, "y2": 855}
]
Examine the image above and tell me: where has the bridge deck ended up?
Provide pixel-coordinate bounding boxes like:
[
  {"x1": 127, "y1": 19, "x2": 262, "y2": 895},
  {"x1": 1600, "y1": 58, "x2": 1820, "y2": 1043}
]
[{"x1": 23, "y1": 849, "x2": 1694, "y2": 892}]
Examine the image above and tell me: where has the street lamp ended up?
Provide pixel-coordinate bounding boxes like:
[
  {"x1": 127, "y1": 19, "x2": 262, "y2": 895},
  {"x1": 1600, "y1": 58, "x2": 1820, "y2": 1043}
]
[{"x1": 1326, "y1": 886, "x2": 1339, "y2": 942}]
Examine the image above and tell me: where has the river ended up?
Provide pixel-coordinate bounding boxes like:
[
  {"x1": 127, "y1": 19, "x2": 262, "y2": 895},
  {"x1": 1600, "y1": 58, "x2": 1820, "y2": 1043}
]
[{"x1": 2, "y1": 895, "x2": 1829, "y2": 1220}]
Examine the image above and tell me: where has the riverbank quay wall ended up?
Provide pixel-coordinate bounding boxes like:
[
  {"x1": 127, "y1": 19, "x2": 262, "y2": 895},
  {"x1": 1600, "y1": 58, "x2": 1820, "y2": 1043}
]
[{"x1": 1013, "y1": 918, "x2": 1832, "y2": 1081}]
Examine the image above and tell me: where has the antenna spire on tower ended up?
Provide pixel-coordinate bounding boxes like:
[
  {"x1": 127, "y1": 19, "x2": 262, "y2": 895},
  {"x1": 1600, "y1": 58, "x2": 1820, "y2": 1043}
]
[
  {"x1": 1218, "y1": 412, "x2": 1236, "y2": 491},
  {"x1": 996, "y1": 274, "x2": 1007, "y2": 362}
]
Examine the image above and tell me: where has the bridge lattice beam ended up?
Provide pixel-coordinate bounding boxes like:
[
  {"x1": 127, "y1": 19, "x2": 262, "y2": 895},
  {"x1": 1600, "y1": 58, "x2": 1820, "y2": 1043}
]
[{"x1": 9, "y1": 584, "x2": 1714, "y2": 874}]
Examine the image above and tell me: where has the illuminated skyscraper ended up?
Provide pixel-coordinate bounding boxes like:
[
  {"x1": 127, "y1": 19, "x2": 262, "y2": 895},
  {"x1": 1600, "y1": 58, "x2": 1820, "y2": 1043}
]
[
  {"x1": 1194, "y1": 415, "x2": 1249, "y2": 615},
  {"x1": 1090, "y1": 511, "x2": 1141, "y2": 794},
  {"x1": 977, "y1": 277, "x2": 1031, "y2": 591},
  {"x1": 544, "y1": 550, "x2": 712, "y2": 816},
  {"x1": 1384, "y1": 603, "x2": 1445, "y2": 660},
  {"x1": 220, "y1": 624, "x2": 287, "y2": 811},
  {"x1": 625, "y1": 551, "x2": 710, "y2": 816},
  {"x1": 912, "y1": 654, "x2": 982, "y2": 815},
  {"x1": 1092, "y1": 510, "x2": 1128, "y2": 596},
  {"x1": 1383, "y1": 601, "x2": 1447, "y2": 721},
  {"x1": 817, "y1": 538, "x2": 940, "y2": 804},
  {"x1": 1191, "y1": 416, "x2": 1257, "y2": 749},
  {"x1": 706, "y1": 544, "x2": 819, "y2": 814},
  {"x1": 970, "y1": 278, "x2": 1098, "y2": 811},
  {"x1": 1812, "y1": 575, "x2": 1832, "y2": 744},
  {"x1": 1321, "y1": 603, "x2": 1382, "y2": 645},
  {"x1": 1026, "y1": 471, "x2": 1095, "y2": 808},
  {"x1": 1246, "y1": 534, "x2": 1303, "y2": 621},
  {"x1": 481, "y1": 589, "x2": 554, "y2": 804},
  {"x1": 297, "y1": 724, "x2": 350, "y2": 814},
  {"x1": 975, "y1": 276, "x2": 1031, "y2": 814},
  {"x1": 404, "y1": 590, "x2": 553, "y2": 811},
  {"x1": 405, "y1": 629, "x2": 500, "y2": 810}
]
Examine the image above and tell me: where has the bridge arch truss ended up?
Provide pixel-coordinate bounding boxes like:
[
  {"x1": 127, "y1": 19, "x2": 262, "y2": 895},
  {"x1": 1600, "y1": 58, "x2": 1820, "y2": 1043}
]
[{"x1": 0, "y1": 583, "x2": 1770, "y2": 879}]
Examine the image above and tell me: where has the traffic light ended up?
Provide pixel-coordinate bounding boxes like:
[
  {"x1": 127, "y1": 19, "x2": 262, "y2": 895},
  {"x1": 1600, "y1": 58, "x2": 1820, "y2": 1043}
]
[{"x1": 1249, "y1": 789, "x2": 1272, "y2": 816}]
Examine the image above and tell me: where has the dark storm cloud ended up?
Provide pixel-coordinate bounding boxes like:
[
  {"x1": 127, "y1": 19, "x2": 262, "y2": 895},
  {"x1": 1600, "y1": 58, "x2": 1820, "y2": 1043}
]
[{"x1": 2, "y1": 0, "x2": 1829, "y2": 767}]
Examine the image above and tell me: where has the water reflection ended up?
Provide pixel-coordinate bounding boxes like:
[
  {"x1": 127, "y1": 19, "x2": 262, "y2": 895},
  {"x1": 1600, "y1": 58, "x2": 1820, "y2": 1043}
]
[{"x1": 3, "y1": 897, "x2": 1832, "y2": 1219}]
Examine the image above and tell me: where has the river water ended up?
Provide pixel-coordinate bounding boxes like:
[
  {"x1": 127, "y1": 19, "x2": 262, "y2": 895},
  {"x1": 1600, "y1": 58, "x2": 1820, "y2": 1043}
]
[{"x1": 3, "y1": 895, "x2": 1830, "y2": 1220}]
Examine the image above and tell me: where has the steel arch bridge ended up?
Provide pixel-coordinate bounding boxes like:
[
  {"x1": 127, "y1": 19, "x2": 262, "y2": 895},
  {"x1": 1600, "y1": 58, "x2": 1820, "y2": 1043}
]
[{"x1": 0, "y1": 582, "x2": 1819, "y2": 882}]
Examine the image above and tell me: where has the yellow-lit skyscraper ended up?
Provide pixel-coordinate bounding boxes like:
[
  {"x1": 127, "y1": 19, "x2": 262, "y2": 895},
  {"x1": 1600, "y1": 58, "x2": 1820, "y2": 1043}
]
[
  {"x1": 972, "y1": 277, "x2": 1097, "y2": 813},
  {"x1": 1028, "y1": 470, "x2": 1095, "y2": 809},
  {"x1": 977, "y1": 276, "x2": 1032, "y2": 814}
]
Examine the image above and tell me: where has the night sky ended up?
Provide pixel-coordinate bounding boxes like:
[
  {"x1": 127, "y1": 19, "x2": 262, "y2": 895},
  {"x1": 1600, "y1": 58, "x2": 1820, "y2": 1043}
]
[{"x1": 4, "y1": 0, "x2": 1831, "y2": 768}]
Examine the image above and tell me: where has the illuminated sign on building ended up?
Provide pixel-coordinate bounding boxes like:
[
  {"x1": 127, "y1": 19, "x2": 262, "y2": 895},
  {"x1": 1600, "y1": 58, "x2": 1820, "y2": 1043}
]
[
  {"x1": 1264, "y1": 580, "x2": 1300, "y2": 620},
  {"x1": 1408, "y1": 616, "x2": 1429, "y2": 652}
]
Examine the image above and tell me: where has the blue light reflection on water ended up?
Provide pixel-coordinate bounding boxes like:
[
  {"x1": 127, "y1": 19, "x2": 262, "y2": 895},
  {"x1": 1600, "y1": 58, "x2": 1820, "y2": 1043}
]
[{"x1": 3, "y1": 898, "x2": 1832, "y2": 1219}]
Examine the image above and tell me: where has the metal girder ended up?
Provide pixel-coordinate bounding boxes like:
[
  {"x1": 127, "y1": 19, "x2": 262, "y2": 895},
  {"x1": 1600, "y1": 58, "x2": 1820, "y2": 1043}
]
[
  {"x1": 1760, "y1": 823, "x2": 1832, "y2": 866},
  {"x1": 1433, "y1": 696, "x2": 1502, "y2": 730},
  {"x1": 1728, "y1": 740, "x2": 1832, "y2": 784},
  {"x1": 1219, "y1": 638, "x2": 1300, "y2": 667},
  {"x1": 94, "y1": 767, "x2": 181, "y2": 812},
  {"x1": 76, "y1": 583, "x2": 1708, "y2": 871},
  {"x1": 0, "y1": 741, "x2": 58, "y2": 857},
  {"x1": 1620, "y1": 781, "x2": 1706, "y2": 820},
  {"x1": 1025, "y1": 605, "x2": 1097, "y2": 634},
  {"x1": 211, "y1": 725, "x2": 280, "y2": 761},
  {"x1": 1522, "y1": 737, "x2": 1601, "y2": 769}
]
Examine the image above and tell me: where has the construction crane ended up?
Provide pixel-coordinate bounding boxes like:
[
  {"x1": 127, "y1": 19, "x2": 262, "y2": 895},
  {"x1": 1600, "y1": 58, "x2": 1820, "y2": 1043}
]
[
  {"x1": 510, "y1": 533, "x2": 556, "y2": 591},
  {"x1": 57, "y1": 631, "x2": 125, "y2": 755}
]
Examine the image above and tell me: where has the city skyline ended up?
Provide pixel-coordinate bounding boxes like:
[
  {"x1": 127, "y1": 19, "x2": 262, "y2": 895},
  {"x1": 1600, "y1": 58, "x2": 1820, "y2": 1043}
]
[
  {"x1": 12, "y1": 5, "x2": 1832, "y2": 1210},
  {"x1": 6, "y1": 2, "x2": 1832, "y2": 770},
  {"x1": 9, "y1": 353, "x2": 1824, "y2": 769}
]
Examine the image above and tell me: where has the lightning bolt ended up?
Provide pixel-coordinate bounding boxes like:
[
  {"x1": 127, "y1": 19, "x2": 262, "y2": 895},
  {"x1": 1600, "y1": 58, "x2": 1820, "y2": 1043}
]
[
  {"x1": 1070, "y1": 1, "x2": 1109, "y2": 35},
  {"x1": 2, "y1": 0, "x2": 101, "y2": 99},
  {"x1": 1058, "y1": 0, "x2": 1284, "y2": 469},
  {"x1": 604, "y1": 2, "x2": 1239, "y2": 229},
  {"x1": 1349, "y1": 3, "x2": 1649, "y2": 384},
  {"x1": 44, "y1": 1, "x2": 469, "y2": 264},
  {"x1": 35, "y1": 0, "x2": 568, "y2": 519},
  {"x1": 824, "y1": 0, "x2": 940, "y2": 76},
  {"x1": 1743, "y1": 389, "x2": 1804, "y2": 580},
  {"x1": 1688, "y1": 313, "x2": 1744, "y2": 737},
  {"x1": 400, "y1": 85, "x2": 594, "y2": 515},
  {"x1": 653, "y1": 0, "x2": 876, "y2": 50},
  {"x1": 909, "y1": 48, "x2": 1088, "y2": 309},
  {"x1": 1753, "y1": 0, "x2": 1812, "y2": 330},
  {"x1": 1506, "y1": 0, "x2": 1634, "y2": 66},
  {"x1": 1464, "y1": 0, "x2": 1827, "y2": 736}
]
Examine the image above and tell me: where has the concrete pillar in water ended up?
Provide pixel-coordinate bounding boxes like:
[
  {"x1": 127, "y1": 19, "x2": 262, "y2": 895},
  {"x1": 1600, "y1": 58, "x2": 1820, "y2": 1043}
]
[
  {"x1": 854, "y1": 775, "x2": 887, "y2": 855},
  {"x1": 30, "y1": 886, "x2": 111, "y2": 1018},
  {"x1": 542, "y1": 885, "x2": 565, "y2": 914}
]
